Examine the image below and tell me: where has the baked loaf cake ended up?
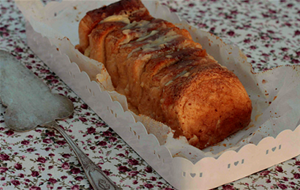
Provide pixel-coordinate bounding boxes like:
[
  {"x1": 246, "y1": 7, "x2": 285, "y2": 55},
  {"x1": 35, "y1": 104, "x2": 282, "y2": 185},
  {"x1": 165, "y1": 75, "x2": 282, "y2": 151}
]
[{"x1": 76, "y1": 0, "x2": 252, "y2": 149}]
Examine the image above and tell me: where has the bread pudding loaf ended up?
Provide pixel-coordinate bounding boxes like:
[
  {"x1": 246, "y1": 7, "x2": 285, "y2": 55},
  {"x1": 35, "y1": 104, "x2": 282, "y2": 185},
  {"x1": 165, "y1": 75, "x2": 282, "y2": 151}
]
[{"x1": 77, "y1": 0, "x2": 252, "y2": 149}]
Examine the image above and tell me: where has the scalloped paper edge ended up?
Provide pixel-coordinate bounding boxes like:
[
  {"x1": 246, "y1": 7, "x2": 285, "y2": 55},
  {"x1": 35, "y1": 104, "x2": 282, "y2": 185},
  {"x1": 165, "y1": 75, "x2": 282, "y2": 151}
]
[
  {"x1": 26, "y1": 18, "x2": 300, "y2": 190},
  {"x1": 22, "y1": 2, "x2": 300, "y2": 190}
]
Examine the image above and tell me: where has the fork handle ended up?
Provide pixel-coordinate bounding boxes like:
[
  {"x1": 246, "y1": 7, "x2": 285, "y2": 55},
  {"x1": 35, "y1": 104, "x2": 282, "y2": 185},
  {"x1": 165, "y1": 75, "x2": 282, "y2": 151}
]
[{"x1": 43, "y1": 121, "x2": 121, "y2": 190}]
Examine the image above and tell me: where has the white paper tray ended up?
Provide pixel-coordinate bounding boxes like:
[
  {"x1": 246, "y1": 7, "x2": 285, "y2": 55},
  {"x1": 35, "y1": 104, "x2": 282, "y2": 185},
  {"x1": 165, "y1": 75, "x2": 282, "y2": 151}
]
[{"x1": 17, "y1": 0, "x2": 300, "y2": 189}]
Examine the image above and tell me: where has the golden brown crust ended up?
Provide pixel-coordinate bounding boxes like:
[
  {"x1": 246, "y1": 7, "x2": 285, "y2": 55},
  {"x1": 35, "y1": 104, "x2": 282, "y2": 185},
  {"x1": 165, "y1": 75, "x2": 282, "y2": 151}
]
[
  {"x1": 88, "y1": 22, "x2": 127, "y2": 63},
  {"x1": 77, "y1": 0, "x2": 252, "y2": 149},
  {"x1": 161, "y1": 65, "x2": 252, "y2": 149},
  {"x1": 76, "y1": 0, "x2": 151, "y2": 53}
]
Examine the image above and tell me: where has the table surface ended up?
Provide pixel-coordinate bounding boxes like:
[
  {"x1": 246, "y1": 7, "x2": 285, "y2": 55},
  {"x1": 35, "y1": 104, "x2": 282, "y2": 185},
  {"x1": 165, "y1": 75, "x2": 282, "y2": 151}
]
[{"x1": 0, "y1": 0, "x2": 300, "y2": 189}]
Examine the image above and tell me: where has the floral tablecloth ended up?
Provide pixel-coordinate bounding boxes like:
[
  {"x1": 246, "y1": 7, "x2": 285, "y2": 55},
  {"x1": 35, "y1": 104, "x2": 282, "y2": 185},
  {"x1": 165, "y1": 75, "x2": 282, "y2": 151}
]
[{"x1": 0, "y1": 0, "x2": 300, "y2": 189}]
